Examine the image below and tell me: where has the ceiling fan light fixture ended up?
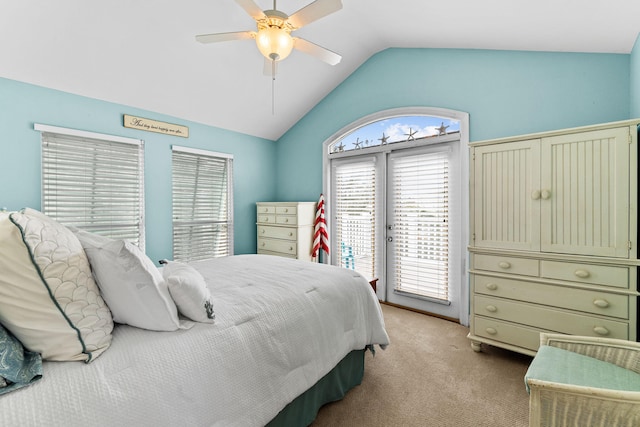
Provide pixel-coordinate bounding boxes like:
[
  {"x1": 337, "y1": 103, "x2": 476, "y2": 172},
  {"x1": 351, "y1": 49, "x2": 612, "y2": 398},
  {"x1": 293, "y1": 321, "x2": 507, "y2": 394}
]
[{"x1": 256, "y1": 26, "x2": 294, "y2": 61}]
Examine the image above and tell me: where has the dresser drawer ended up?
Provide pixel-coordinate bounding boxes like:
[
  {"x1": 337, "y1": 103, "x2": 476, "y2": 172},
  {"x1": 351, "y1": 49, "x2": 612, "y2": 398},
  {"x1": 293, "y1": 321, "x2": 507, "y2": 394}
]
[
  {"x1": 474, "y1": 295, "x2": 628, "y2": 339},
  {"x1": 473, "y1": 274, "x2": 629, "y2": 319},
  {"x1": 540, "y1": 260, "x2": 629, "y2": 289},
  {"x1": 257, "y1": 214, "x2": 276, "y2": 224},
  {"x1": 258, "y1": 225, "x2": 296, "y2": 240},
  {"x1": 257, "y1": 205, "x2": 275, "y2": 214},
  {"x1": 258, "y1": 249, "x2": 296, "y2": 259},
  {"x1": 474, "y1": 254, "x2": 539, "y2": 277},
  {"x1": 258, "y1": 237, "x2": 297, "y2": 256},
  {"x1": 276, "y1": 216, "x2": 297, "y2": 226},
  {"x1": 276, "y1": 206, "x2": 297, "y2": 215},
  {"x1": 473, "y1": 316, "x2": 543, "y2": 352}
]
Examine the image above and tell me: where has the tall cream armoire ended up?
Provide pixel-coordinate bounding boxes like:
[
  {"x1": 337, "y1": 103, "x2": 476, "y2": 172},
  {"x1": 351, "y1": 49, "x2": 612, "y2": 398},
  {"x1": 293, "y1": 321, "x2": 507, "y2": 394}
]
[{"x1": 468, "y1": 119, "x2": 640, "y2": 355}]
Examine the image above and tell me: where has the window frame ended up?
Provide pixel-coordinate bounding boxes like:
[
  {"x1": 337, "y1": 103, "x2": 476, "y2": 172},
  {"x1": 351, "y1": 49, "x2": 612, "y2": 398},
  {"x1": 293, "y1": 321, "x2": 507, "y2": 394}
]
[
  {"x1": 35, "y1": 123, "x2": 145, "y2": 249},
  {"x1": 171, "y1": 145, "x2": 234, "y2": 261}
]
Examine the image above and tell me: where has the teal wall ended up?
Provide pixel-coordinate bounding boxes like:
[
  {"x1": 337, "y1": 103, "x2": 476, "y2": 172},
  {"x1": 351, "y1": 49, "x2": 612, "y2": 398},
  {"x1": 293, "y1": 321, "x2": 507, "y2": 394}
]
[
  {"x1": 1, "y1": 47, "x2": 635, "y2": 262},
  {"x1": 631, "y1": 34, "x2": 640, "y2": 118},
  {"x1": 0, "y1": 77, "x2": 276, "y2": 263},
  {"x1": 275, "y1": 48, "x2": 631, "y2": 201}
]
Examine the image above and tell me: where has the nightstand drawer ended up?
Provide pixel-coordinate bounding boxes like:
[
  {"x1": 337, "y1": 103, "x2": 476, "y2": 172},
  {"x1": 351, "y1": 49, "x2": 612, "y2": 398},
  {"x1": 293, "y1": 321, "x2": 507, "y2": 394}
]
[
  {"x1": 276, "y1": 216, "x2": 297, "y2": 226},
  {"x1": 473, "y1": 274, "x2": 629, "y2": 319},
  {"x1": 258, "y1": 249, "x2": 296, "y2": 259},
  {"x1": 276, "y1": 206, "x2": 297, "y2": 215},
  {"x1": 474, "y1": 295, "x2": 628, "y2": 339},
  {"x1": 257, "y1": 205, "x2": 275, "y2": 214},
  {"x1": 474, "y1": 254, "x2": 539, "y2": 277},
  {"x1": 473, "y1": 316, "x2": 542, "y2": 352},
  {"x1": 258, "y1": 225, "x2": 297, "y2": 240},
  {"x1": 540, "y1": 260, "x2": 629, "y2": 289},
  {"x1": 258, "y1": 237, "x2": 297, "y2": 256},
  {"x1": 257, "y1": 214, "x2": 276, "y2": 224}
]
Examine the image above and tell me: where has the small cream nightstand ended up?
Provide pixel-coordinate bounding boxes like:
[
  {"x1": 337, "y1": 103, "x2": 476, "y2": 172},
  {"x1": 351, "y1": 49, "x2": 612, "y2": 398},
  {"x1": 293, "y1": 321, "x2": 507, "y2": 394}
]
[{"x1": 256, "y1": 202, "x2": 316, "y2": 261}]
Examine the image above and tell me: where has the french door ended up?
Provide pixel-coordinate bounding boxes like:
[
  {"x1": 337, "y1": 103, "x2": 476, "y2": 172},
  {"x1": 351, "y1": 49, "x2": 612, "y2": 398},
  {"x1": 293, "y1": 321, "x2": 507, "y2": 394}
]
[{"x1": 330, "y1": 142, "x2": 462, "y2": 320}]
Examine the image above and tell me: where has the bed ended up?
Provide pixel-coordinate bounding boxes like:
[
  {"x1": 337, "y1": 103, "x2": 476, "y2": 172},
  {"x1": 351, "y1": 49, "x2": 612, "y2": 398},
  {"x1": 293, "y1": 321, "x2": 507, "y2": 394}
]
[{"x1": 0, "y1": 208, "x2": 389, "y2": 426}]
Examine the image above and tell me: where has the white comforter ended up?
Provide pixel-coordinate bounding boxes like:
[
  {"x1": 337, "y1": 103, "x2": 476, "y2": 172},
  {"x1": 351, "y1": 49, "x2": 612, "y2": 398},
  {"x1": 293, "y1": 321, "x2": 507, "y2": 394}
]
[{"x1": 0, "y1": 255, "x2": 389, "y2": 427}]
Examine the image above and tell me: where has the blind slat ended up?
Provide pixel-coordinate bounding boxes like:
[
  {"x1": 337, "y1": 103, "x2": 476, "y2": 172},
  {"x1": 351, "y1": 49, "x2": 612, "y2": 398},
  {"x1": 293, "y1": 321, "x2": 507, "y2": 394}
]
[
  {"x1": 172, "y1": 150, "x2": 233, "y2": 261},
  {"x1": 41, "y1": 130, "x2": 145, "y2": 248}
]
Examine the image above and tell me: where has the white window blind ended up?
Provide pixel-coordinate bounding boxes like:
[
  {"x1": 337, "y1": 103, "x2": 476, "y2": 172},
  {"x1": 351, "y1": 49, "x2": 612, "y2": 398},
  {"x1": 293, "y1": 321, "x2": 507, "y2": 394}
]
[
  {"x1": 390, "y1": 149, "x2": 449, "y2": 301},
  {"x1": 333, "y1": 158, "x2": 376, "y2": 280},
  {"x1": 39, "y1": 125, "x2": 145, "y2": 248},
  {"x1": 171, "y1": 146, "x2": 233, "y2": 261}
]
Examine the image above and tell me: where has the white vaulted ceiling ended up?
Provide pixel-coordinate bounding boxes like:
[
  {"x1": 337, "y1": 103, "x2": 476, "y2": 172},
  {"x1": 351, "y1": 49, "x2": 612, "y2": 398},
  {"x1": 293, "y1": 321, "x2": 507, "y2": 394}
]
[{"x1": 1, "y1": 0, "x2": 639, "y2": 140}]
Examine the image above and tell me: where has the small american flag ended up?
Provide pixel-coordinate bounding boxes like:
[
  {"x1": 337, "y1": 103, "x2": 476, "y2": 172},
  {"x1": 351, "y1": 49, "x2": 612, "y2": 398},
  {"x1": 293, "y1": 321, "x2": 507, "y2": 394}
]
[{"x1": 311, "y1": 193, "x2": 329, "y2": 261}]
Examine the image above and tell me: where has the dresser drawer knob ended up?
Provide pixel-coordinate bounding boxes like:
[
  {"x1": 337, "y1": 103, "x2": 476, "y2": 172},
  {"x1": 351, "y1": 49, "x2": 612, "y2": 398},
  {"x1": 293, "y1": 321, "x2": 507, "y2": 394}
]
[
  {"x1": 531, "y1": 190, "x2": 541, "y2": 200},
  {"x1": 284, "y1": 218, "x2": 289, "y2": 223},
  {"x1": 498, "y1": 261, "x2": 511, "y2": 269},
  {"x1": 261, "y1": 242, "x2": 266, "y2": 247},
  {"x1": 593, "y1": 326, "x2": 609, "y2": 336},
  {"x1": 485, "y1": 327, "x2": 497, "y2": 335},
  {"x1": 288, "y1": 232, "x2": 293, "y2": 237},
  {"x1": 485, "y1": 305, "x2": 497, "y2": 313},
  {"x1": 284, "y1": 208, "x2": 289, "y2": 212},
  {"x1": 485, "y1": 283, "x2": 498, "y2": 291},
  {"x1": 574, "y1": 269, "x2": 590, "y2": 279},
  {"x1": 289, "y1": 246, "x2": 294, "y2": 251},
  {"x1": 261, "y1": 229, "x2": 265, "y2": 234},
  {"x1": 593, "y1": 299, "x2": 609, "y2": 308},
  {"x1": 541, "y1": 189, "x2": 551, "y2": 200}
]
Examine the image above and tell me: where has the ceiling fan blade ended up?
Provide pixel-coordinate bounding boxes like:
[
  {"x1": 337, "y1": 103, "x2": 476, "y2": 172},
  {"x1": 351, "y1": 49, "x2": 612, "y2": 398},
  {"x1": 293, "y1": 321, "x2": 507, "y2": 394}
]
[
  {"x1": 263, "y1": 58, "x2": 278, "y2": 77},
  {"x1": 234, "y1": 0, "x2": 266, "y2": 20},
  {"x1": 196, "y1": 31, "x2": 255, "y2": 44},
  {"x1": 293, "y1": 37, "x2": 341, "y2": 65},
  {"x1": 288, "y1": 0, "x2": 342, "y2": 29}
]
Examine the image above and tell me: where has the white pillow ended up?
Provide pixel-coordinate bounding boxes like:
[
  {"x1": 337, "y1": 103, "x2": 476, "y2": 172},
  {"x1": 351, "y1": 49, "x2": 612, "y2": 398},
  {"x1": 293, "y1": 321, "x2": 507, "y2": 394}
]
[
  {"x1": 74, "y1": 230, "x2": 190, "y2": 331},
  {"x1": 0, "y1": 209, "x2": 113, "y2": 362},
  {"x1": 162, "y1": 261, "x2": 215, "y2": 323}
]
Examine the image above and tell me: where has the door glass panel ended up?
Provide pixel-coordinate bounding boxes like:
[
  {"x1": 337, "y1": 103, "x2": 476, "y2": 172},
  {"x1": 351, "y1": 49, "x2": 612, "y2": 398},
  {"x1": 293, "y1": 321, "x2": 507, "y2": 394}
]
[
  {"x1": 329, "y1": 116, "x2": 460, "y2": 154},
  {"x1": 333, "y1": 159, "x2": 377, "y2": 280},
  {"x1": 389, "y1": 149, "x2": 450, "y2": 301}
]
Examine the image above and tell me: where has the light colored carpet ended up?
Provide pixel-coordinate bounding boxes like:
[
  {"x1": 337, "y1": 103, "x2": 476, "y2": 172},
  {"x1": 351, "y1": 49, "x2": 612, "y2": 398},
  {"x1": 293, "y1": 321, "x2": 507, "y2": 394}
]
[{"x1": 312, "y1": 304, "x2": 532, "y2": 427}]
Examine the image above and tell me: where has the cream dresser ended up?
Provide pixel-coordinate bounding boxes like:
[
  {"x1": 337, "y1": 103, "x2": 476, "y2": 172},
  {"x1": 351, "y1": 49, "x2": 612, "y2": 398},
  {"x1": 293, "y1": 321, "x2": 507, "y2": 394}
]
[
  {"x1": 256, "y1": 202, "x2": 316, "y2": 261},
  {"x1": 468, "y1": 119, "x2": 640, "y2": 356}
]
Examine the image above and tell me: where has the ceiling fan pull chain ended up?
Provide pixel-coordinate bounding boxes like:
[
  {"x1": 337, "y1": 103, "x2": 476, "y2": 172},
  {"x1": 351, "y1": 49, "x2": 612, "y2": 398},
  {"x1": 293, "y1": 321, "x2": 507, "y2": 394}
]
[{"x1": 272, "y1": 59, "x2": 276, "y2": 115}]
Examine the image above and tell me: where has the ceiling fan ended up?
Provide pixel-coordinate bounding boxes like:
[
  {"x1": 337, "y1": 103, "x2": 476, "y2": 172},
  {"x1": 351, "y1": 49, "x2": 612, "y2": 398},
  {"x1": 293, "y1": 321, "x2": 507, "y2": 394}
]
[{"x1": 196, "y1": 0, "x2": 343, "y2": 72}]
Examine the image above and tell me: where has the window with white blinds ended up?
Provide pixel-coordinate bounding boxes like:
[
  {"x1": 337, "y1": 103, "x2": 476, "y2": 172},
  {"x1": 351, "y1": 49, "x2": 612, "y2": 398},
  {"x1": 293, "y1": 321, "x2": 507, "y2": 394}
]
[
  {"x1": 171, "y1": 146, "x2": 233, "y2": 262},
  {"x1": 390, "y1": 149, "x2": 450, "y2": 301},
  {"x1": 37, "y1": 124, "x2": 145, "y2": 248},
  {"x1": 333, "y1": 158, "x2": 377, "y2": 280}
]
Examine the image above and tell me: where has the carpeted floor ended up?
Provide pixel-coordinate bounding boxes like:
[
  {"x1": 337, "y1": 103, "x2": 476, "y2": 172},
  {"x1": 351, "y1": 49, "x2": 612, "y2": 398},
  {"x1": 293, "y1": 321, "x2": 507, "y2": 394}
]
[{"x1": 312, "y1": 304, "x2": 533, "y2": 426}]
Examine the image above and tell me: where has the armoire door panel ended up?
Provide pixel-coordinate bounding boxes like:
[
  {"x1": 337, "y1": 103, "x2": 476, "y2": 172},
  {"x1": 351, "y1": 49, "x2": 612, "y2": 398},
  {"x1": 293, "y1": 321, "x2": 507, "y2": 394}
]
[
  {"x1": 540, "y1": 128, "x2": 630, "y2": 258},
  {"x1": 473, "y1": 139, "x2": 541, "y2": 251}
]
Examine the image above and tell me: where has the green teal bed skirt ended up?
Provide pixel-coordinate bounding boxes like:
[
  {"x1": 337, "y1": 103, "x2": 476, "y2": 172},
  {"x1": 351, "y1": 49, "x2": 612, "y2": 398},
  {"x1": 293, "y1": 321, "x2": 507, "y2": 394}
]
[{"x1": 266, "y1": 349, "x2": 365, "y2": 427}]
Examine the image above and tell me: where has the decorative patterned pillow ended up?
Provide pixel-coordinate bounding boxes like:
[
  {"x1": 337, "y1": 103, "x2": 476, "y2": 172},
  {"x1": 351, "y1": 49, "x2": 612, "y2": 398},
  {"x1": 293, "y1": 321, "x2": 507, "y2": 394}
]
[
  {"x1": 74, "y1": 230, "x2": 189, "y2": 331},
  {"x1": 0, "y1": 322, "x2": 43, "y2": 395},
  {"x1": 161, "y1": 260, "x2": 215, "y2": 323},
  {"x1": 0, "y1": 209, "x2": 113, "y2": 362}
]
